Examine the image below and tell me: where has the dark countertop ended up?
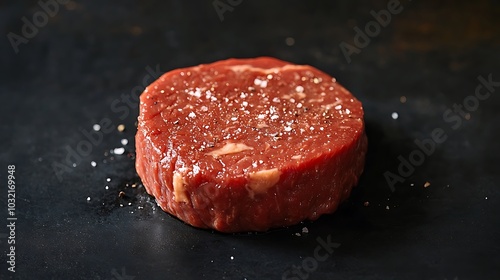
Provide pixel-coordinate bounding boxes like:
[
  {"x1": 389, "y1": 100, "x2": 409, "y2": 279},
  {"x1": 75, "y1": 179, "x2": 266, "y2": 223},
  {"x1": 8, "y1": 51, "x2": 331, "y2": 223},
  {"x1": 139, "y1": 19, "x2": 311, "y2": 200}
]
[{"x1": 1, "y1": 1, "x2": 499, "y2": 279}]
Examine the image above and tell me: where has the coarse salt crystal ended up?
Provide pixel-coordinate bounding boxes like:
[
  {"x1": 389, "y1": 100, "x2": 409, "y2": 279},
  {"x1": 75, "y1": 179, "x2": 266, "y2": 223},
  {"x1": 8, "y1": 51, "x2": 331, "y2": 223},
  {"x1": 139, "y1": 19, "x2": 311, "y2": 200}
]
[
  {"x1": 90, "y1": 161, "x2": 97, "y2": 167},
  {"x1": 295, "y1": 85, "x2": 304, "y2": 93},
  {"x1": 93, "y1": 124, "x2": 101, "y2": 131},
  {"x1": 254, "y1": 78, "x2": 267, "y2": 88},
  {"x1": 113, "y1": 147, "x2": 125, "y2": 155},
  {"x1": 392, "y1": 112, "x2": 399, "y2": 119},
  {"x1": 189, "y1": 88, "x2": 202, "y2": 98},
  {"x1": 188, "y1": 112, "x2": 196, "y2": 118},
  {"x1": 121, "y1": 139, "x2": 128, "y2": 145}
]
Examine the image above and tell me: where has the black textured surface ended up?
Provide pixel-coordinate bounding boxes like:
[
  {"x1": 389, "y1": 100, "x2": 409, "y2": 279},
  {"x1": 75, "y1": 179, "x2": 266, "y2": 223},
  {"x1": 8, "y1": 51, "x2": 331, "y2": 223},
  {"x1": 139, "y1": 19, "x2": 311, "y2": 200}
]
[{"x1": 1, "y1": 1, "x2": 500, "y2": 279}]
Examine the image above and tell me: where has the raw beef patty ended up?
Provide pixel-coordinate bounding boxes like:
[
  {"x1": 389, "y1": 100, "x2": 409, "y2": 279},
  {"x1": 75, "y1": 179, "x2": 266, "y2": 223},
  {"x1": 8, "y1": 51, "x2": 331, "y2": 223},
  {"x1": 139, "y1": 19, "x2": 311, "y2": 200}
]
[{"x1": 135, "y1": 57, "x2": 367, "y2": 232}]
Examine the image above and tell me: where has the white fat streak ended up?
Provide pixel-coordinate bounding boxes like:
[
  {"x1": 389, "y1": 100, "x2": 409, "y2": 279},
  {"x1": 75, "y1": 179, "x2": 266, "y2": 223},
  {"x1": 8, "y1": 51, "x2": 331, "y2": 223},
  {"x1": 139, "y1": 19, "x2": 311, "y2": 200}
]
[
  {"x1": 247, "y1": 168, "x2": 282, "y2": 197},
  {"x1": 206, "y1": 142, "x2": 253, "y2": 158},
  {"x1": 226, "y1": 64, "x2": 311, "y2": 74},
  {"x1": 173, "y1": 171, "x2": 189, "y2": 203}
]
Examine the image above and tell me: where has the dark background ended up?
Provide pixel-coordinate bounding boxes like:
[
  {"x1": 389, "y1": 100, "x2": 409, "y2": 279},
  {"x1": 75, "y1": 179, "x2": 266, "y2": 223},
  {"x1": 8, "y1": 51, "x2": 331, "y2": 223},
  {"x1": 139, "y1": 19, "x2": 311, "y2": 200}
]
[{"x1": 1, "y1": 0, "x2": 499, "y2": 279}]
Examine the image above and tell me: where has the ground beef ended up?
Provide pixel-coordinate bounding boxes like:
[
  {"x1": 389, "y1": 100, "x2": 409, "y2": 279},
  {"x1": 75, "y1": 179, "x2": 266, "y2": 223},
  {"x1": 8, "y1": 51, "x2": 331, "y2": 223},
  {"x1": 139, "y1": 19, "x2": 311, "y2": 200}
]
[{"x1": 135, "y1": 57, "x2": 367, "y2": 232}]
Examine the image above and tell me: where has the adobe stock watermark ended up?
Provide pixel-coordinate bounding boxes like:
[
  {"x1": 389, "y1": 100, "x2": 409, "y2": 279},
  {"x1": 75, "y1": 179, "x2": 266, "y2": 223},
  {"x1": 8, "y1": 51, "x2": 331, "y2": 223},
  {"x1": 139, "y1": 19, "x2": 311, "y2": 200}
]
[
  {"x1": 212, "y1": 0, "x2": 243, "y2": 22},
  {"x1": 339, "y1": 0, "x2": 411, "y2": 63},
  {"x1": 6, "y1": 165, "x2": 17, "y2": 273},
  {"x1": 108, "y1": 267, "x2": 135, "y2": 280},
  {"x1": 384, "y1": 74, "x2": 499, "y2": 191},
  {"x1": 282, "y1": 235, "x2": 340, "y2": 280},
  {"x1": 7, "y1": 0, "x2": 69, "y2": 54},
  {"x1": 51, "y1": 65, "x2": 163, "y2": 182}
]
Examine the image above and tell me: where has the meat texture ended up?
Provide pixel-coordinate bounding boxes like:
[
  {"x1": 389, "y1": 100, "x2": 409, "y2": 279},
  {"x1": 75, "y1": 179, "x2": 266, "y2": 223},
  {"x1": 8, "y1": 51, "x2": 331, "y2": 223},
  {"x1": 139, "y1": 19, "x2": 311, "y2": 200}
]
[{"x1": 135, "y1": 57, "x2": 367, "y2": 232}]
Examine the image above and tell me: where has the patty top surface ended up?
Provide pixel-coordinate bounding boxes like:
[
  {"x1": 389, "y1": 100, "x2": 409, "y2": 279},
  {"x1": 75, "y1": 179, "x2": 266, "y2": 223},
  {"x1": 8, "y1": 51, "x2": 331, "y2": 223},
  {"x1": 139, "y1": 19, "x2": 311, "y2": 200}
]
[{"x1": 138, "y1": 57, "x2": 365, "y2": 190}]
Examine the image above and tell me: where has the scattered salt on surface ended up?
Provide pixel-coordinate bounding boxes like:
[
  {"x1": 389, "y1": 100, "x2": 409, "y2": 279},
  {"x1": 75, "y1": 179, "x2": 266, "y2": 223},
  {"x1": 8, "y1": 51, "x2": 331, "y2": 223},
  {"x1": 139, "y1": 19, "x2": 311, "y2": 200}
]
[{"x1": 113, "y1": 147, "x2": 125, "y2": 155}]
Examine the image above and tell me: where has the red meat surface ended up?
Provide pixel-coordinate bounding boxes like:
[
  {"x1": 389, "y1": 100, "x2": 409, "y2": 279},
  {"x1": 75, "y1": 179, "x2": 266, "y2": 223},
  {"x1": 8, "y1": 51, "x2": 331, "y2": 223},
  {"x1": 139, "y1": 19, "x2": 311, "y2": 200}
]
[{"x1": 135, "y1": 57, "x2": 367, "y2": 232}]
